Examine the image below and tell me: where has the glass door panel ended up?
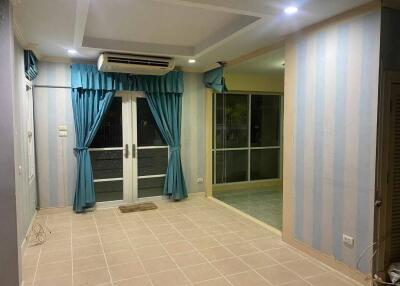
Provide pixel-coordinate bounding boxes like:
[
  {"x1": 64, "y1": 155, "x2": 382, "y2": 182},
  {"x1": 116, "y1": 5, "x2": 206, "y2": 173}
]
[
  {"x1": 90, "y1": 97, "x2": 124, "y2": 202},
  {"x1": 136, "y1": 97, "x2": 168, "y2": 198}
]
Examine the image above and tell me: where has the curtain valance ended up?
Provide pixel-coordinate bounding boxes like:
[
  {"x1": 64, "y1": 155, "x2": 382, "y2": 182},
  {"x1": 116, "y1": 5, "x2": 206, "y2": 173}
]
[
  {"x1": 203, "y1": 66, "x2": 227, "y2": 93},
  {"x1": 71, "y1": 64, "x2": 184, "y2": 93},
  {"x1": 24, "y1": 50, "x2": 38, "y2": 81}
]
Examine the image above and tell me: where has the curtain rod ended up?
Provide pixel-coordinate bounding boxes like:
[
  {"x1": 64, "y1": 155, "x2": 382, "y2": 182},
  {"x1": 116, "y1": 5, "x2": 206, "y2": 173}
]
[{"x1": 34, "y1": 85, "x2": 71, "y2": 89}]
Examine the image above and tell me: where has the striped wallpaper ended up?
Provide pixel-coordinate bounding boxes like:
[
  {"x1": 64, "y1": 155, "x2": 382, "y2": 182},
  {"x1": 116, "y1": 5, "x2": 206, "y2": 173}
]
[
  {"x1": 34, "y1": 62, "x2": 205, "y2": 208},
  {"x1": 34, "y1": 62, "x2": 76, "y2": 208},
  {"x1": 285, "y1": 10, "x2": 380, "y2": 273}
]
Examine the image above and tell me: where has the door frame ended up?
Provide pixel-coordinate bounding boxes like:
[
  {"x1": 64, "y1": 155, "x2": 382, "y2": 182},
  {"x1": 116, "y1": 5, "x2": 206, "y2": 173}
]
[
  {"x1": 374, "y1": 71, "x2": 400, "y2": 274},
  {"x1": 95, "y1": 91, "x2": 167, "y2": 208}
]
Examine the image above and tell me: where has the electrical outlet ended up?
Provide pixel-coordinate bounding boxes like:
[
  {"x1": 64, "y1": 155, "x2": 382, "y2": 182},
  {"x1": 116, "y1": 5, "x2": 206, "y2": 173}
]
[
  {"x1": 343, "y1": 234, "x2": 355, "y2": 247},
  {"x1": 197, "y1": 177, "x2": 204, "y2": 184}
]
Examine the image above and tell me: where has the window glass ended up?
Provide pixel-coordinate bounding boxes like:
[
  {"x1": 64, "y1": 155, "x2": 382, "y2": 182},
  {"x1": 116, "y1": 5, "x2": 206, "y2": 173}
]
[
  {"x1": 91, "y1": 97, "x2": 122, "y2": 148},
  {"x1": 216, "y1": 150, "x2": 248, "y2": 183},
  {"x1": 216, "y1": 94, "x2": 248, "y2": 148},
  {"x1": 251, "y1": 95, "x2": 281, "y2": 147},
  {"x1": 250, "y1": 149, "x2": 280, "y2": 180}
]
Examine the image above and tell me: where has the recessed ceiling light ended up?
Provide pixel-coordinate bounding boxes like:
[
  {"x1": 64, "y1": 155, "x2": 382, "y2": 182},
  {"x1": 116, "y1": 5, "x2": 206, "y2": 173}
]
[
  {"x1": 68, "y1": 49, "x2": 77, "y2": 55},
  {"x1": 188, "y1": 59, "x2": 196, "y2": 64},
  {"x1": 284, "y1": 6, "x2": 298, "y2": 15}
]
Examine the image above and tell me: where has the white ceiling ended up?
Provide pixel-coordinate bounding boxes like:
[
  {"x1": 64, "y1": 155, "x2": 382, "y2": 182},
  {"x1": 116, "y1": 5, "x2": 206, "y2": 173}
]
[
  {"x1": 225, "y1": 48, "x2": 285, "y2": 75},
  {"x1": 13, "y1": 0, "x2": 372, "y2": 72}
]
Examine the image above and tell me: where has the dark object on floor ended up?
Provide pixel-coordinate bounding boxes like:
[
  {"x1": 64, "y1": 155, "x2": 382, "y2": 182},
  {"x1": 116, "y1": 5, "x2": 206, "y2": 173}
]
[{"x1": 119, "y1": 202, "x2": 158, "y2": 213}]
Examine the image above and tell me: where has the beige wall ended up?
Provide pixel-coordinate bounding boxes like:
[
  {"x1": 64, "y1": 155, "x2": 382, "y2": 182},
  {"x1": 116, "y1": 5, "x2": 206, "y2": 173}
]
[{"x1": 224, "y1": 71, "x2": 284, "y2": 93}]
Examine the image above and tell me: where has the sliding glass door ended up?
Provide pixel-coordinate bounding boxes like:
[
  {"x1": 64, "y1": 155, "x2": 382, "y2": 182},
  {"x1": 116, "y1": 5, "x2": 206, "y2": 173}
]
[
  {"x1": 213, "y1": 93, "x2": 281, "y2": 184},
  {"x1": 89, "y1": 92, "x2": 168, "y2": 204}
]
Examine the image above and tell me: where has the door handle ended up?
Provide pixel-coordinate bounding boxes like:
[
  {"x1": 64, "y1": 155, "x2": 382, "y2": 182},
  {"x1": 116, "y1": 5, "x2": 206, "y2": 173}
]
[
  {"x1": 132, "y1": 144, "x2": 136, "y2": 158},
  {"x1": 124, "y1": 144, "x2": 129, "y2": 158},
  {"x1": 375, "y1": 200, "x2": 382, "y2": 208}
]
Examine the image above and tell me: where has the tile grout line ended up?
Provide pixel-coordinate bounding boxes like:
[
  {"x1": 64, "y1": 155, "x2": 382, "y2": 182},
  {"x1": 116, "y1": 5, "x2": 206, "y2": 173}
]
[
  {"x1": 31, "y1": 215, "x2": 48, "y2": 285},
  {"x1": 139, "y1": 206, "x2": 195, "y2": 286},
  {"x1": 93, "y1": 212, "x2": 114, "y2": 286},
  {"x1": 176, "y1": 205, "x2": 236, "y2": 286},
  {"x1": 115, "y1": 208, "x2": 156, "y2": 286}
]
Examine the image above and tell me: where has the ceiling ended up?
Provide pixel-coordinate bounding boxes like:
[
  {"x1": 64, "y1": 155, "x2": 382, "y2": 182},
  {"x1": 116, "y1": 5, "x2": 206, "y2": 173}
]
[
  {"x1": 225, "y1": 48, "x2": 285, "y2": 75},
  {"x1": 13, "y1": 0, "x2": 372, "y2": 72}
]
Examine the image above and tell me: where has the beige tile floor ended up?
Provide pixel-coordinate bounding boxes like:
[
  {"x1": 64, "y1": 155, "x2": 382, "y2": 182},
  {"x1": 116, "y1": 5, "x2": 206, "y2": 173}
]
[{"x1": 22, "y1": 194, "x2": 362, "y2": 286}]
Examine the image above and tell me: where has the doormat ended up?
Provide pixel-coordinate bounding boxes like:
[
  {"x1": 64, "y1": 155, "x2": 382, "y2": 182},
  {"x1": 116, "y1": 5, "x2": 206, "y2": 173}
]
[{"x1": 119, "y1": 202, "x2": 158, "y2": 213}]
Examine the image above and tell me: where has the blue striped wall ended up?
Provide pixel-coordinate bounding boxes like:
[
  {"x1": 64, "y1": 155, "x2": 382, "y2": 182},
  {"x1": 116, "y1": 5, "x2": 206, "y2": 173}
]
[
  {"x1": 34, "y1": 62, "x2": 76, "y2": 208},
  {"x1": 289, "y1": 10, "x2": 380, "y2": 273},
  {"x1": 34, "y1": 63, "x2": 205, "y2": 208}
]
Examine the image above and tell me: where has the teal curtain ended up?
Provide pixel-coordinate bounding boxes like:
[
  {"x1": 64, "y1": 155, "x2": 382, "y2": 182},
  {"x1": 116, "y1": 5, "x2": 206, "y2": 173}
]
[
  {"x1": 24, "y1": 50, "x2": 38, "y2": 81},
  {"x1": 71, "y1": 64, "x2": 187, "y2": 212},
  {"x1": 203, "y1": 67, "x2": 227, "y2": 93},
  {"x1": 71, "y1": 64, "x2": 183, "y2": 93},
  {"x1": 146, "y1": 92, "x2": 187, "y2": 200},
  {"x1": 71, "y1": 89, "x2": 114, "y2": 212}
]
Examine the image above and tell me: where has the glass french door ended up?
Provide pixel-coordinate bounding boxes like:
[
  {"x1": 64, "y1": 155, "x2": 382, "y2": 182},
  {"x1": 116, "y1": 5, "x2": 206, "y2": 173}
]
[{"x1": 89, "y1": 92, "x2": 168, "y2": 204}]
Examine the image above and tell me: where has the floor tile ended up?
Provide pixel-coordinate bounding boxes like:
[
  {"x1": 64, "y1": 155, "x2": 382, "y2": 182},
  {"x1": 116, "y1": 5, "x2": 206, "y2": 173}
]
[
  {"x1": 73, "y1": 254, "x2": 107, "y2": 273},
  {"x1": 73, "y1": 267, "x2": 111, "y2": 285},
  {"x1": 36, "y1": 260, "x2": 72, "y2": 280},
  {"x1": 172, "y1": 251, "x2": 208, "y2": 267},
  {"x1": 136, "y1": 244, "x2": 168, "y2": 261},
  {"x1": 109, "y1": 261, "x2": 146, "y2": 281},
  {"x1": 164, "y1": 240, "x2": 196, "y2": 255},
  {"x1": 200, "y1": 246, "x2": 234, "y2": 261},
  {"x1": 105, "y1": 249, "x2": 139, "y2": 266},
  {"x1": 212, "y1": 257, "x2": 250, "y2": 275},
  {"x1": 113, "y1": 275, "x2": 153, "y2": 286},
  {"x1": 149, "y1": 268, "x2": 190, "y2": 286},
  {"x1": 73, "y1": 244, "x2": 103, "y2": 259},
  {"x1": 194, "y1": 277, "x2": 232, "y2": 286},
  {"x1": 240, "y1": 252, "x2": 278, "y2": 269},
  {"x1": 306, "y1": 272, "x2": 356, "y2": 286},
  {"x1": 283, "y1": 259, "x2": 328, "y2": 278},
  {"x1": 141, "y1": 255, "x2": 178, "y2": 274},
  {"x1": 257, "y1": 265, "x2": 302, "y2": 285},
  {"x1": 226, "y1": 270, "x2": 271, "y2": 286},
  {"x1": 181, "y1": 262, "x2": 221, "y2": 283},
  {"x1": 34, "y1": 275, "x2": 73, "y2": 286}
]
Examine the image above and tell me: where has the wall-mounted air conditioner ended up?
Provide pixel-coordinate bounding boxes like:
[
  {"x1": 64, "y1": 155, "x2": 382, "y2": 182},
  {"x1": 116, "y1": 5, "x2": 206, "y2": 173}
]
[{"x1": 97, "y1": 53, "x2": 175, "y2": 75}]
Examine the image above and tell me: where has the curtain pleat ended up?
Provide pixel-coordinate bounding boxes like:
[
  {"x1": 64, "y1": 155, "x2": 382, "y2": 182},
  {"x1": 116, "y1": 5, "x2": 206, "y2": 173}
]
[
  {"x1": 71, "y1": 64, "x2": 184, "y2": 93},
  {"x1": 24, "y1": 50, "x2": 38, "y2": 81},
  {"x1": 71, "y1": 89, "x2": 115, "y2": 212},
  {"x1": 146, "y1": 92, "x2": 188, "y2": 200},
  {"x1": 203, "y1": 67, "x2": 227, "y2": 93}
]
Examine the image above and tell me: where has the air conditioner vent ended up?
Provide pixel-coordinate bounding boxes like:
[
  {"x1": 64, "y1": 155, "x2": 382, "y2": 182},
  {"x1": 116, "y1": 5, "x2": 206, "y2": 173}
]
[
  {"x1": 107, "y1": 57, "x2": 170, "y2": 67},
  {"x1": 98, "y1": 53, "x2": 175, "y2": 75}
]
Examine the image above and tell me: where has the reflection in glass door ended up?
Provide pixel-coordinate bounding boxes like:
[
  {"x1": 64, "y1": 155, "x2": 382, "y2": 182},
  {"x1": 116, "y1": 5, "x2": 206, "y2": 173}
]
[
  {"x1": 136, "y1": 97, "x2": 168, "y2": 198},
  {"x1": 89, "y1": 93, "x2": 168, "y2": 204},
  {"x1": 90, "y1": 97, "x2": 124, "y2": 202}
]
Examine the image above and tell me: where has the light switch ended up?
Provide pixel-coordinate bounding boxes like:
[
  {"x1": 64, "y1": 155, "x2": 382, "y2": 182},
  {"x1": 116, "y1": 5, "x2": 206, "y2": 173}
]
[{"x1": 58, "y1": 125, "x2": 67, "y2": 131}]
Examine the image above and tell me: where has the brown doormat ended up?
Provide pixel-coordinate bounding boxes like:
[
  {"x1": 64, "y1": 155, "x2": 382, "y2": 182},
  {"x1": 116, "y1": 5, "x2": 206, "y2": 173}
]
[{"x1": 119, "y1": 202, "x2": 158, "y2": 213}]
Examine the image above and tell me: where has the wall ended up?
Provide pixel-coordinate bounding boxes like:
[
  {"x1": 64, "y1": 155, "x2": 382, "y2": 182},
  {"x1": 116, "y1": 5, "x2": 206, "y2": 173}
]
[
  {"x1": 0, "y1": 0, "x2": 21, "y2": 284},
  {"x1": 182, "y1": 72, "x2": 206, "y2": 193},
  {"x1": 34, "y1": 62, "x2": 76, "y2": 208},
  {"x1": 224, "y1": 71, "x2": 284, "y2": 93},
  {"x1": 34, "y1": 62, "x2": 206, "y2": 207},
  {"x1": 283, "y1": 8, "x2": 380, "y2": 274},
  {"x1": 14, "y1": 39, "x2": 37, "y2": 250}
]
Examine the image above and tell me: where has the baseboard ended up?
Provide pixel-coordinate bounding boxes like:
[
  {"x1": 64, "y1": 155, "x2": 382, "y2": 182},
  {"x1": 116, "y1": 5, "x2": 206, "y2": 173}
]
[
  {"x1": 284, "y1": 237, "x2": 373, "y2": 286},
  {"x1": 213, "y1": 179, "x2": 282, "y2": 192},
  {"x1": 20, "y1": 209, "x2": 37, "y2": 255}
]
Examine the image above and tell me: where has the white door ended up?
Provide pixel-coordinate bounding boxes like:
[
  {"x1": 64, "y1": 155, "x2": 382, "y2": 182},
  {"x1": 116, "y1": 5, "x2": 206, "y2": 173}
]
[{"x1": 89, "y1": 92, "x2": 168, "y2": 205}]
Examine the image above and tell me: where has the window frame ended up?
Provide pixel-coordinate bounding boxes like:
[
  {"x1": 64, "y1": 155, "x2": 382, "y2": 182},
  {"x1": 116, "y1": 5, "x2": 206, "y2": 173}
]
[{"x1": 212, "y1": 92, "x2": 282, "y2": 185}]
